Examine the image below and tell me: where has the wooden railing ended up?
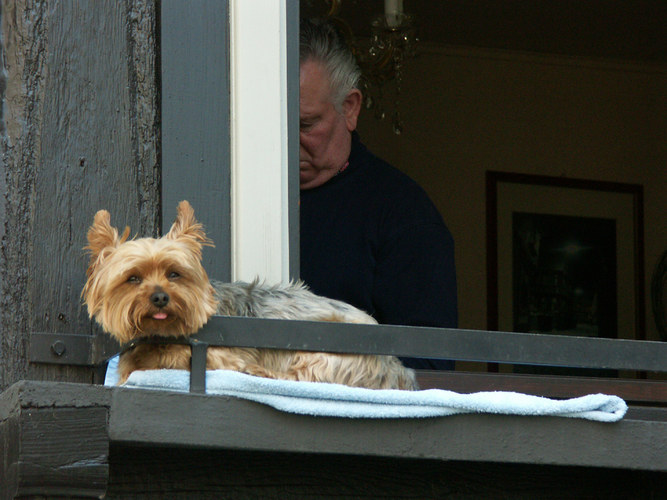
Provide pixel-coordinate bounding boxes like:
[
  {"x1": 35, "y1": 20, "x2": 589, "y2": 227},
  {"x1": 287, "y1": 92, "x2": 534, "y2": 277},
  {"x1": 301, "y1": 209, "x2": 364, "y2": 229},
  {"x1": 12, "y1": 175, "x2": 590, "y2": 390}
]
[{"x1": 30, "y1": 315, "x2": 667, "y2": 403}]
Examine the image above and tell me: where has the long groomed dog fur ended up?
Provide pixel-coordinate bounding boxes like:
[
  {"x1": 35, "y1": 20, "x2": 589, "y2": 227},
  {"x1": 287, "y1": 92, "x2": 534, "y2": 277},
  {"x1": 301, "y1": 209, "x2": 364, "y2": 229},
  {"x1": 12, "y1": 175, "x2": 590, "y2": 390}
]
[{"x1": 82, "y1": 201, "x2": 417, "y2": 390}]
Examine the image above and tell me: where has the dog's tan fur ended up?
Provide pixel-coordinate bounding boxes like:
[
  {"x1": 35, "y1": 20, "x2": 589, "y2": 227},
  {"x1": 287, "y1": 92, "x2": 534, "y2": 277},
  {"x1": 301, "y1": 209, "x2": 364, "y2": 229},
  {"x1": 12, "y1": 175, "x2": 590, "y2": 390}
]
[{"x1": 82, "y1": 201, "x2": 417, "y2": 390}]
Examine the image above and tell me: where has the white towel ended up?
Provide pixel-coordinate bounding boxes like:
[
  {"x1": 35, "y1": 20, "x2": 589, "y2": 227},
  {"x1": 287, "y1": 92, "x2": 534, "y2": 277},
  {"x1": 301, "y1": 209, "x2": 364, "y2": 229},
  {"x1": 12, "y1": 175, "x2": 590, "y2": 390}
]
[{"x1": 120, "y1": 367, "x2": 627, "y2": 422}]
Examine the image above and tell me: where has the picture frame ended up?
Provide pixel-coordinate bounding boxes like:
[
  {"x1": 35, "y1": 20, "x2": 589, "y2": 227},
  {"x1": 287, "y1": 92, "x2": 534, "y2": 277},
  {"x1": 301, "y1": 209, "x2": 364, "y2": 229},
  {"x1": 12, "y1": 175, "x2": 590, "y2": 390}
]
[{"x1": 486, "y1": 172, "x2": 645, "y2": 344}]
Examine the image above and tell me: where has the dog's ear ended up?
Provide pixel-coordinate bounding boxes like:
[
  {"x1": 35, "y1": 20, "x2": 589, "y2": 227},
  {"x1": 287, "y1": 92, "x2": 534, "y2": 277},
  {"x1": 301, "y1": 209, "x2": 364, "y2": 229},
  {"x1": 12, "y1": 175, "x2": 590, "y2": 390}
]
[
  {"x1": 85, "y1": 210, "x2": 130, "y2": 272},
  {"x1": 165, "y1": 201, "x2": 213, "y2": 249}
]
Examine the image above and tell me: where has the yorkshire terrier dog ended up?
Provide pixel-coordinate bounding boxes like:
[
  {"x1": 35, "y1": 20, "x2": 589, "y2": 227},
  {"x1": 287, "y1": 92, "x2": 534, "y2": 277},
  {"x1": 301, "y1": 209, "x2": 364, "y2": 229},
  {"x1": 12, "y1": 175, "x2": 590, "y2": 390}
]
[{"x1": 82, "y1": 201, "x2": 417, "y2": 390}]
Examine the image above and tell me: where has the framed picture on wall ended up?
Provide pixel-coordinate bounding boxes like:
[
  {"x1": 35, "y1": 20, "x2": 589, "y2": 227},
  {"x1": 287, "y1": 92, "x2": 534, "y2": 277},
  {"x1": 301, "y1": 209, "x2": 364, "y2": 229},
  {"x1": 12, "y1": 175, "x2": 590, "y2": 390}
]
[{"x1": 486, "y1": 171, "x2": 645, "y2": 344}]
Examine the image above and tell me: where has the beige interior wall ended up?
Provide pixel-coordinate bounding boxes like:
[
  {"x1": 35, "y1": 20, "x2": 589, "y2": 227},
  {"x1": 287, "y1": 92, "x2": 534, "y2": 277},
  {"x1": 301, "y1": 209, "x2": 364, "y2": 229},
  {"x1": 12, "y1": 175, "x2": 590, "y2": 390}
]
[{"x1": 357, "y1": 44, "x2": 667, "y2": 343}]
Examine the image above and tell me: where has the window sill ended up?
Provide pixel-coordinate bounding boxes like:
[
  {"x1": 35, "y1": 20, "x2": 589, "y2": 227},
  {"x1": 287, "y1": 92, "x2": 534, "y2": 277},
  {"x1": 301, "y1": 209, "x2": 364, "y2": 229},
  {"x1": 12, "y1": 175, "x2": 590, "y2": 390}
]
[{"x1": 1, "y1": 380, "x2": 666, "y2": 497}]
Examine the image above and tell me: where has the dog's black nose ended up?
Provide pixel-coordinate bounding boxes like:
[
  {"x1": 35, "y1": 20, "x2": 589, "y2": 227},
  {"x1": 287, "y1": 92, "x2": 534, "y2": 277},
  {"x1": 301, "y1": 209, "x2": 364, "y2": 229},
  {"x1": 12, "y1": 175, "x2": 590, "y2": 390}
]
[{"x1": 150, "y1": 290, "x2": 170, "y2": 308}]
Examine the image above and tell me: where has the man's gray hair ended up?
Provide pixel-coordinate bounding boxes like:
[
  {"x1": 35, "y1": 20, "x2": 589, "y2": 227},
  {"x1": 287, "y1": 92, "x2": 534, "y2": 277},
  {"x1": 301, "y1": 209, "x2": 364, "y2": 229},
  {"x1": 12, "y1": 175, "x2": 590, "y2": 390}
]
[{"x1": 300, "y1": 18, "x2": 361, "y2": 111}]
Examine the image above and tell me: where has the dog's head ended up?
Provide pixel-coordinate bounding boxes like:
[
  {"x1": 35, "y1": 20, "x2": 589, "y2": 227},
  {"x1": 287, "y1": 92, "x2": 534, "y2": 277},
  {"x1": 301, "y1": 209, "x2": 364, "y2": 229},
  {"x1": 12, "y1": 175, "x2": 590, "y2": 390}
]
[{"x1": 82, "y1": 201, "x2": 218, "y2": 343}]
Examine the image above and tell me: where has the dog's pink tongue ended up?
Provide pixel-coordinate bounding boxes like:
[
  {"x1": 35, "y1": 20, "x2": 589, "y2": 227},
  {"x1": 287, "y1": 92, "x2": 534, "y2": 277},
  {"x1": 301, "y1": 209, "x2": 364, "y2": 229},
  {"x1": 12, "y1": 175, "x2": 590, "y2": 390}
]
[{"x1": 153, "y1": 312, "x2": 168, "y2": 320}]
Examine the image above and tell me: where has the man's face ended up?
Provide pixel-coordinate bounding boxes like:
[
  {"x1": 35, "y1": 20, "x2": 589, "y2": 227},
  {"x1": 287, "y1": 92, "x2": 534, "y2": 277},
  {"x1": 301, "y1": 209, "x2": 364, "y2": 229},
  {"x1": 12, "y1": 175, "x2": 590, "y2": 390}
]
[{"x1": 299, "y1": 58, "x2": 361, "y2": 190}]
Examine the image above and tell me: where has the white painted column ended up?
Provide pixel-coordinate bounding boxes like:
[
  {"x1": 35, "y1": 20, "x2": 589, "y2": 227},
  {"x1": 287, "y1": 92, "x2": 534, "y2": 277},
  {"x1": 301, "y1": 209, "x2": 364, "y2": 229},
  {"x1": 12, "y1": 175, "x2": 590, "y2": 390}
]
[{"x1": 229, "y1": 0, "x2": 291, "y2": 283}]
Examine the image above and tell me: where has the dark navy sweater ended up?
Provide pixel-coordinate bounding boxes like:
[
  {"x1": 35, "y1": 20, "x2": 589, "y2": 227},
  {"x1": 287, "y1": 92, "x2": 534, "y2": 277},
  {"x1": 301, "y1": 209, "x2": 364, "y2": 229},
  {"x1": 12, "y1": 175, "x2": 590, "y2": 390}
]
[{"x1": 300, "y1": 133, "x2": 457, "y2": 370}]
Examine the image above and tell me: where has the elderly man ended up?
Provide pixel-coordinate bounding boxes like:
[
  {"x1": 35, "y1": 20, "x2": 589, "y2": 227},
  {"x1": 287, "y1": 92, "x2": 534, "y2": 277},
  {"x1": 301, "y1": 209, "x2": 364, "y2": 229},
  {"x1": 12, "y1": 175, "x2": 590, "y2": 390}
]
[{"x1": 299, "y1": 19, "x2": 457, "y2": 370}]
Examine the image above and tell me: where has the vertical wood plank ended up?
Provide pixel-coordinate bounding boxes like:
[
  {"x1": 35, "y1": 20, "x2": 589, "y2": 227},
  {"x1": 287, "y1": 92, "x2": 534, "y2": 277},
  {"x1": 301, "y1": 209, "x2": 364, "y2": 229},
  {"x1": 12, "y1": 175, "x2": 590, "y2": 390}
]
[
  {"x1": 1, "y1": 0, "x2": 49, "y2": 391},
  {"x1": 161, "y1": 0, "x2": 231, "y2": 281},
  {"x1": 286, "y1": 0, "x2": 300, "y2": 281},
  {"x1": 0, "y1": 0, "x2": 160, "y2": 389}
]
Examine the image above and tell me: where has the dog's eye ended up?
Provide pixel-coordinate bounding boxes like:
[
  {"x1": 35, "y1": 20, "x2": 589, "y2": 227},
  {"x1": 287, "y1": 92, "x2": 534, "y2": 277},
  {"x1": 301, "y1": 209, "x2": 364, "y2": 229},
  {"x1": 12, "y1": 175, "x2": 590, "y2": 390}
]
[
  {"x1": 168, "y1": 271, "x2": 181, "y2": 280},
  {"x1": 127, "y1": 275, "x2": 142, "y2": 284}
]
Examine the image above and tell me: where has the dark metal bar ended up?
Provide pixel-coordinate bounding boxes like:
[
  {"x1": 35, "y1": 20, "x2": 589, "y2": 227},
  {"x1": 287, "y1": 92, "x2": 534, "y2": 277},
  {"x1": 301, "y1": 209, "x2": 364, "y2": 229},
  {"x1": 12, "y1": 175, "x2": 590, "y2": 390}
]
[
  {"x1": 189, "y1": 341, "x2": 208, "y2": 394},
  {"x1": 29, "y1": 332, "x2": 95, "y2": 365},
  {"x1": 93, "y1": 331, "x2": 123, "y2": 363},
  {"x1": 30, "y1": 332, "x2": 120, "y2": 366},
  {"x1": 31, "y1": 316, "x2": 667, "y2": 373},
  {"x1": 194, "y1": 316, "x2": 667, "y2": 373}
]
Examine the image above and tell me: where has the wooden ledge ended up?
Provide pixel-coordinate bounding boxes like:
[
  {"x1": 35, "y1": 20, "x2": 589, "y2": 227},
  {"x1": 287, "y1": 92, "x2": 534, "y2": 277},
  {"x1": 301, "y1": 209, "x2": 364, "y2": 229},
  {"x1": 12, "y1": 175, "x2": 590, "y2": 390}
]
[{"x1": 1, "y1": 380, "x2": 666, "y2": 498}]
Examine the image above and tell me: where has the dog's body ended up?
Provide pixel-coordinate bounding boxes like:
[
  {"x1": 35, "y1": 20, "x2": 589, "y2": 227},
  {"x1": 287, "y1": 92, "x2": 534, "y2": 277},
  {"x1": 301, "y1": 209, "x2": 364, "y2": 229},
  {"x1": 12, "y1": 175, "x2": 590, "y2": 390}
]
[{"x1": 83, "y1": 201, "x2": 417, "y2": 390}]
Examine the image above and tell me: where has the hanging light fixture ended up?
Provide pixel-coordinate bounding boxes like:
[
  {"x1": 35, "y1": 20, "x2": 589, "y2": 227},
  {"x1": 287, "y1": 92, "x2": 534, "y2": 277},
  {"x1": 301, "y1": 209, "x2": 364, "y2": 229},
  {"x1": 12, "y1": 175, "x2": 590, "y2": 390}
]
[{"x1": 325, "y1": 0, "x2": 419, "y2": 135}]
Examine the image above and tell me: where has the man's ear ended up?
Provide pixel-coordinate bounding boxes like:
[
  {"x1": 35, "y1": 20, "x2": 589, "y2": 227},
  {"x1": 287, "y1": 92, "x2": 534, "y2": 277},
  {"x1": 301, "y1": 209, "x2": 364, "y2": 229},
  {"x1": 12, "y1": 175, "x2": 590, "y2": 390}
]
[{"x1": 342, "y1": 88, "x2": 362, "y2": 132}]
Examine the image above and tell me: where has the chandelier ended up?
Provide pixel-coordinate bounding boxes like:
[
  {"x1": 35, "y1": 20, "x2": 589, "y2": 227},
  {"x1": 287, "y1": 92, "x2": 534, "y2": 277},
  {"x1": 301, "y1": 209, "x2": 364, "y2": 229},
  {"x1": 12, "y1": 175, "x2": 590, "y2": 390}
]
[{"x1": 326, "y1": 0, "x2": 419, "y2": 135}]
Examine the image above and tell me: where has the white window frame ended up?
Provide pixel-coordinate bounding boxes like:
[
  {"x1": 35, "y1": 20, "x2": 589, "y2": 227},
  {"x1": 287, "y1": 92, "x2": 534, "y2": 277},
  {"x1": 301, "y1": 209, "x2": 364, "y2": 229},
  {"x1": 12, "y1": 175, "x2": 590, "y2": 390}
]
[{"x1": 229, "y1": 0, "x2": 299, "y2": 283}]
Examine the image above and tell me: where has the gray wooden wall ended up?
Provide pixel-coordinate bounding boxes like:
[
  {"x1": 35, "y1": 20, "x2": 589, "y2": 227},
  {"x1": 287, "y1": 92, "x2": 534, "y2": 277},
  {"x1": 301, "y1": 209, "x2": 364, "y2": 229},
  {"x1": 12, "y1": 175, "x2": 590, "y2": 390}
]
[{"x1": 0, "y1": 0, "x2": 160, "y2": 390}]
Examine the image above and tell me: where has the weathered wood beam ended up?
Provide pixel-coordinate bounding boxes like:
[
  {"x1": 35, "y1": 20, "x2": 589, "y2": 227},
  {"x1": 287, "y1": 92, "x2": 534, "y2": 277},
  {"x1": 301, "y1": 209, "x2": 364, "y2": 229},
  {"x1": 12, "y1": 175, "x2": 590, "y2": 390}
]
[
  {"x1": 0, "y1": 0, "x2": 159, "y2": 391},
  {"x1": 0, "y1": 382, "x2": 111, "y2": 499}
]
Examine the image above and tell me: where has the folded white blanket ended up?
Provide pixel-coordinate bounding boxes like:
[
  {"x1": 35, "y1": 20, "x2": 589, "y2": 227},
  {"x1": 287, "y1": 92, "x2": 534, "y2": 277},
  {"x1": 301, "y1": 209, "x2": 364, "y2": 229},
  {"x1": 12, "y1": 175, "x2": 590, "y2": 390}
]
[{"x1": 120, "y1": 367, "x2": 627, "y2": 422}]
